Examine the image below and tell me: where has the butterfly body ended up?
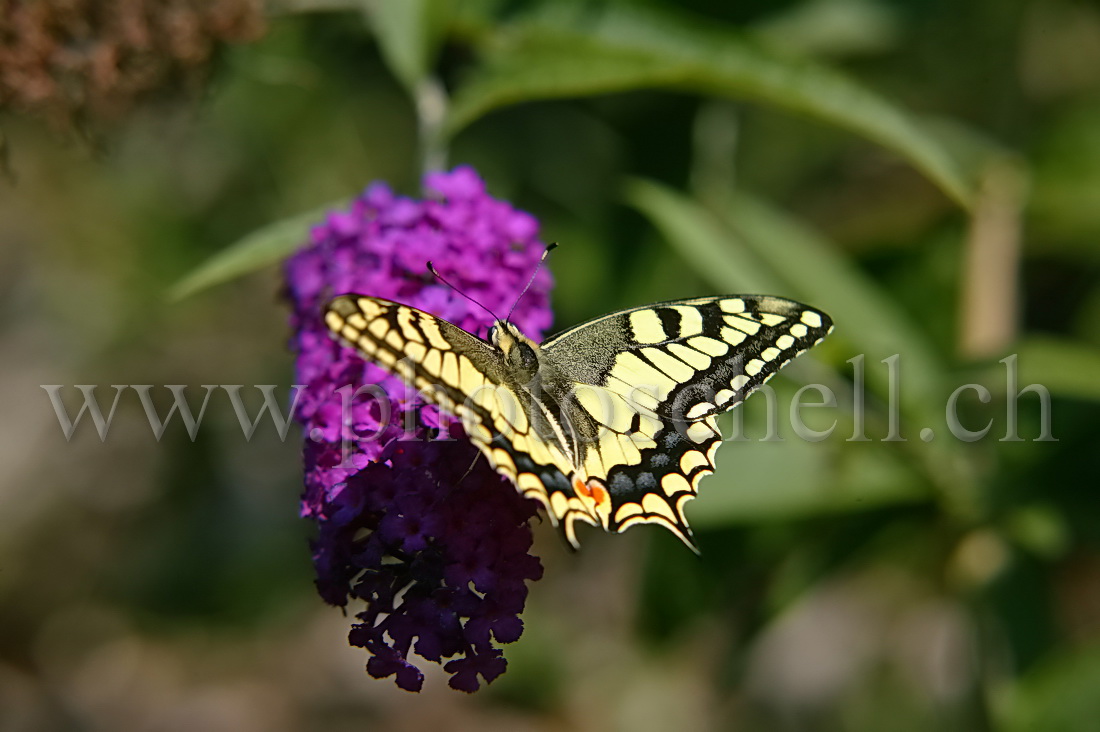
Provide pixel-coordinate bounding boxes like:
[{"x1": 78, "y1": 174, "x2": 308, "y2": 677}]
[{"x1": 325, "y1": 294, "x2": 832, "y2": 549}]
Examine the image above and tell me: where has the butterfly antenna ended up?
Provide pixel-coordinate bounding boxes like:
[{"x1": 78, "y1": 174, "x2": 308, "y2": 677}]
[
  {"x1": 426, "y1": 261, "x2": 501, "y2": 323},
  {"x1": 506, "y1": 242, "x2": 557, "y2": 322}
]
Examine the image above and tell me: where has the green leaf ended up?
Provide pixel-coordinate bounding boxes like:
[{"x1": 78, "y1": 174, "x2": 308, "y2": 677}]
[
  {"x1": 1002, "y1": 504, "x2": 1070, "y2": 559},
  {"x1": 449, "y1": 4, "x2": 982, "y2": 206},
  {"x1": 999, "y1": 644, "x2": 1100, "y2": 732},
  {"x1": 626, "y1": 178, "x2": 990, "y2": 517},
  {"x1": 751, "y1": 0, "x2": 901, "y2": 57},
  {"x1": 1029, "y1": 102, "x2": 1100, "y2": 245},
  {"x1": 368, "y1": 0, "x2": 449, "y2": 93},
  {"x1": 168, "y1": 202, "x2": 343, "y2": 301},
  {"x1": 1005, "y1": 336, "x2": 1100, "y2": 402},
  {"x1": 625, "y1": 177, "x2": 946, "y2": 412},
  {"x1": 686, "y1": 394, "x2": 926, "y2": 526},
  {"x1": 710, "y1": 188, "x2": 989, "y2": 514},
  {"x1": 622, "y1": 178, "x2": 784, "y2": 294},
  {"x1": 689, "y1": 439, "x2": 925, "y2": 524},
  {"x1": 719, "y1": 189, "x2": 947, "y2": 407}
]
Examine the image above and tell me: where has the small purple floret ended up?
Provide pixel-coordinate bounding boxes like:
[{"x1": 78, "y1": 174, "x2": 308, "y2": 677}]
[{"x1": 285, "y1": 166, "x2": 552, "y2": 692}]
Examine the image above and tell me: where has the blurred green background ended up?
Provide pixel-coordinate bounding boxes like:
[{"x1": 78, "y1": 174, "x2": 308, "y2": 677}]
[{"x1": 3, "y1": 0, "x2": 1100, "y2": 729}]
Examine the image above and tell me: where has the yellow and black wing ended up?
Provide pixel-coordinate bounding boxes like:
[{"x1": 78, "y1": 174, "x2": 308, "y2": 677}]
[
  {"x1": 324, "y1": 295, "x2": 583, "y2": 522},
  {"x1": 541, "y1": 295, "x2": 833, "y2": 548}
]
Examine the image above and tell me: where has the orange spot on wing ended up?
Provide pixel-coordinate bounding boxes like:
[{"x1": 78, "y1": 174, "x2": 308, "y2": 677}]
[
  {"x1": 589, "y1": 481, "x2": 609, "y2": 507},
  {"x1": 570, "y1": 475, "x2": 612, "y2": 531}
]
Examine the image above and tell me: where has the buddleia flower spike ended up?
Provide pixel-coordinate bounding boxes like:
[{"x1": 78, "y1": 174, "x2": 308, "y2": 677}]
[{"x1": 285, "y1": 166, "x2": 551, "y2": 692}]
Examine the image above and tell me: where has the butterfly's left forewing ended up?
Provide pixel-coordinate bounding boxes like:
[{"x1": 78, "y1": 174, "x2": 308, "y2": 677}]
[
  {"x1": 326, "y1": 295, "x2": 503, "y2": 418},
  {"x1": 324, "y1": 295, "x2": 589, "y2": 526}
]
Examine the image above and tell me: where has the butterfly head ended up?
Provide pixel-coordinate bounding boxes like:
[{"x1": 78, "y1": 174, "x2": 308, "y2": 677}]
[{"x1": 489, "y1": 320, "x2": 542, "y2": 384}]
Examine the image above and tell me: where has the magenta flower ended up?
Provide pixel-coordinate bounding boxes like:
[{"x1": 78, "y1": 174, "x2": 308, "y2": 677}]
[{"x1": 285, "y1": 166, "x2": 552, "y2": 692}]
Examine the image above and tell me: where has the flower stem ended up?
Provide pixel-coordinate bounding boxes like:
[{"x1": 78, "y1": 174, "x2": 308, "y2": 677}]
[{"x1": 416, "y1": 76, "x2": 449, "y2": 176}]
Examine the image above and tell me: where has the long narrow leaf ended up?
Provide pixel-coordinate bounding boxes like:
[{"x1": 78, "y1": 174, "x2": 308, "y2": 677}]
[
  {"x1": 626, "y1": 178, "x2": 985, "y2": 514},
  {"x1": 718, "y1": 188, "x2": 947, "y2": 410},
  {"x1": 369, "y1": 0, "x2": 449, "y2": 93},
  {"x1": 449, "y1": 4, "x2": 981, "y2": 207},
  {"x1": 689, "y1": 437, "x2": 926, "y2": 525},
  {"x1": 169, "y1": 202, "x2": 343, "y2": 301},
  {"x1": 1004, "y1": 337, "x2": 1100, "y2": 403},
  {"x1": 627, "y1": 177, "x2": 946, "y2": 410},
  {"x1": 623, "y1": 178, "x2": 784, "y2": 294}
]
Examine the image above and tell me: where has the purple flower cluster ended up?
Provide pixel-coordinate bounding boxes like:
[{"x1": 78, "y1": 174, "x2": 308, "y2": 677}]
[{"x1": 284, "y1": 166, "x2": 553, "y2": 692}]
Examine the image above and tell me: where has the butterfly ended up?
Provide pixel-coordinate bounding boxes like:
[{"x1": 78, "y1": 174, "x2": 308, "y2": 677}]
[{"x1": 324, "y1": 292, "x2": 832, "y2": 549}]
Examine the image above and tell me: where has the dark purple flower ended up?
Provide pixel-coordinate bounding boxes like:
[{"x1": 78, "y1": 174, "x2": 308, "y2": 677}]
[{"x1": 285, "y1": 166, "x2": 552, "y2": 692}]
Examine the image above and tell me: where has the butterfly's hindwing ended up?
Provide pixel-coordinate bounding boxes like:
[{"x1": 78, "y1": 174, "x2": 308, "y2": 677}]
[
  {"x1": 553, "y1": 382, "x2": 723, "y2": 547},
  {"x1": 325, "y1": 293, "x2": 833, "y2": 550},
  {"x1": 601, "y1": 417, "x2": 721, "y2": 543}
]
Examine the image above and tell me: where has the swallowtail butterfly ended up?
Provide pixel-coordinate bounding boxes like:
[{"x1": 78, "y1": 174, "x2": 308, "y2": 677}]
[{"x1": 325, "y1": 293, "x2": 832, "y2": 549}]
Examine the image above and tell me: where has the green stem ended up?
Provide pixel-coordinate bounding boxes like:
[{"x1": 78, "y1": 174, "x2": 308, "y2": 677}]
[{"x1": 416, "y1": 76, "x2": 449, "y2": 175}]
